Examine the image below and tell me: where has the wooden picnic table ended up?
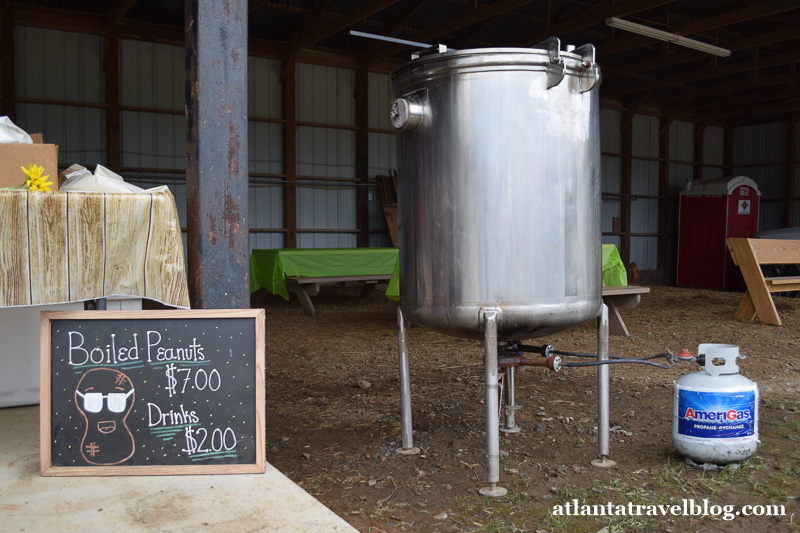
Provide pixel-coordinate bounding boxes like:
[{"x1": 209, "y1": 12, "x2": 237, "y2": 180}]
[
  {"x1": 727, "y1": 237, "x2": 800, "y2": 325},
  {"x1": 250, "y1": 245, "x2": 648, "y2": 336},
  {"x1": 249, "y1": 248, "x2": 398, "y2": 316},
  {"x1": 385, "y1": 244, "x2": 648, "y2": 337},
  {"x1": 602, "y1": 285, "x2": 650, "y2": 336}
]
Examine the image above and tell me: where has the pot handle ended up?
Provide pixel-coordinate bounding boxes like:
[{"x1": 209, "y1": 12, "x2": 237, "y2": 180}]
[
  {"x1": 390, "y1": 97, "x2": 424, "y2": 131},
  {"x1": 535, "y1": 37, "x2": 566, "y2": 89}
]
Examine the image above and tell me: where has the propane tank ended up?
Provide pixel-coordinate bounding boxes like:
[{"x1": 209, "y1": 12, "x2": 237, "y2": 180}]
[{"x1": 673, "y1": 344, "x2": 759, "y2": 467}]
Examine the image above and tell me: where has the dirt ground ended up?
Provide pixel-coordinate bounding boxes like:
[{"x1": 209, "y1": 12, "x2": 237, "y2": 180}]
[{"x1": 252, "y1": 284, "x2": 800, "y2": 532}]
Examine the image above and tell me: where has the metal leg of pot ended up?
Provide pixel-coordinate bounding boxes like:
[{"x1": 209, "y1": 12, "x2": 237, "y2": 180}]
[
  {"x1": 396, "y1": 307, "x2": 420, "y2": 456},
  {"x1": 592, "y1": 304, "x2": 616, "y2": 468},
  {"x1": 479, "y1": 310, "x2": 507, "y2": 497},
  {"x1": 499, "y1": 366, "x2": 521, "y2": 434}
]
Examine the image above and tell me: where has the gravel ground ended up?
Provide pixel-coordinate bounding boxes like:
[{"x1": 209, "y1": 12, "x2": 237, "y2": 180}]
[{"x1": 253, "y1": 284, "x2": 800, "y2": 532}]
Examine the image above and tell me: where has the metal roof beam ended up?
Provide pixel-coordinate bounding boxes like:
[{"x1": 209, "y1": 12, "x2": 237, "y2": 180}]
[
  {"x1": 280, "y1": 0, "x2": 400, "y2": 79},
  {"x1": 658, "y1": 99, "x2": 688, "y2": 137},
  {"x1": 604, "y1": 27, "x2": 800, "y2": 81},
  {"x1": 113, "y1": 0, "x2": 137, "y2": 23},
  {"x1": 622, "y1": 89, "x2": 653, "y2": 132},
  {"x1": 362, "y1": 0, "x2": 428, "y2": 65},
  {"x1": 279, "y1": 0, "x2": 335, "y2": 79},
  {"x1": 605, "y1": 48, "x2": 800, "y2": 97},
  {"x1": 302, "y1": 0, "x2": 400, "y2": 48},
  {"x1": 719, "y1": 95, "x2": 800, "y2": 120},
  {"x1": 689, "y1": 86, "x2": 800, "y2": 114},
  {"x1": 371, "y1": 0, "x2": 536, "y2": 59},
  {"x1": 513, "y1": 0, "x2": 679, "y2": 47},
  {"x1": 449, "y1": 16, "x2": 496, "y2": 49},
  {"x1": 653, "y1": 70, "x2": 800, "y2": 106}
]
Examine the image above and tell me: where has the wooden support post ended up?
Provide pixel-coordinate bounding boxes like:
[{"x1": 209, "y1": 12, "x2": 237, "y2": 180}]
[
  {"x1": 658, "y1": 118, "x2": 670, "y2": 277},
  {"x1": 355, "y1": 65, "x2": 369, "y2": 248},
  {"x1": 283, "y1": 61, "x2": 297, "y2": 249},
  {"x1": 723, "y1": 125, "x2": 733, "y2": 176},
  {"x1": 105, "y1": 3, "x2": 121, "y2": 172},
  {"x1": 1, "y1": 1, "x2": 16, "y2": 122},
  {"x1": 693, "y1": 124, "x2": 704, "y2": 182},
  {"x1": 787, "y1": 114, "x2": 796, "y2": 226},
  {"x1": 620, "y1": 121, "x2": 633, "y2": 266}
]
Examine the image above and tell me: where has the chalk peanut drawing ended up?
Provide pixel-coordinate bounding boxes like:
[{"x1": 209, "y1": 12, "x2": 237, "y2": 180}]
[{"x1": 74, "y1": 368, "x2": 135, "y2": 465}]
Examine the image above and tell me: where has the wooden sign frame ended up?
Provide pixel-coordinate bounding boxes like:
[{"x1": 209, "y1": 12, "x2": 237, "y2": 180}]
[{"x1": 40, "y1": 309, "x2": 265, "y2": 476}]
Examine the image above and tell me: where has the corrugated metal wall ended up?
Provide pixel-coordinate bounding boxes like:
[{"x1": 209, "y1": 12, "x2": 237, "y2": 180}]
[
  {"x1": 295, "y1": 63, "x2": 357, "y2": 248},
  {"x1": 796, "y1": 121, "x2": 800, "y2": 226},
  {"x1": 630, "y1": 115, "x2": 659, "y2": 270},
  {"x1": 6, "y1": 25, "x2": 797, "y2": 271},
  {"x1": 15, "y1": 27, "x2": 107, "y2": 166},
  {"x1": 667, "y1": 120, "x2": 694, "y2": 272},
  {"x1": 732, "y1": 123, "x2": 789, "y2": 232},
  {"x1": 368, "y1": 72, "x2": 395, "y2": 248},
  {"x1": 702, "y1": 126, "x2": 724, "y2": 180},
  {"x1": 117, "y1": 39, "x2": 188, "y2": 256},
  {"x1": 600, "y1": 108, "x2": 622, "y2": 252},
  {"x1": 597, "y1": 116, "x2": 728, "y2": 274},
  {"x1": 248, "y1": 56, "x2": 284, "y2": 250},
  {"x1": 118, "y1": 38, "x2": 186, "y2": 253}
]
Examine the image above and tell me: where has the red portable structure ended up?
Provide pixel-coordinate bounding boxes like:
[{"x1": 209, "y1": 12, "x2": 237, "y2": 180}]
[{"x1": 677, "y1": 176, "x2": 760, "y2": 290}]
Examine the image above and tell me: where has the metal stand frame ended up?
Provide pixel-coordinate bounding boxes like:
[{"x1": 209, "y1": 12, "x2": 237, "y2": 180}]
[
  {"x1": 499, "y1": 367, "x2": 521, "y2": 433},
  {"x1": 395, "y1": 304, "x2": 615, "y2": 495},
  {"x1": 478, "y1": 310, "x2": 507, "y2": 497},
  {"x1": 592, "y1": 304, "x2": 616, "y2": 468},
  {"x1": 491, "y1": 305, "x2": 617, "y2": 471},
  {"x1": 396, "y1": 308, "x2": 420, "y2": 455}
]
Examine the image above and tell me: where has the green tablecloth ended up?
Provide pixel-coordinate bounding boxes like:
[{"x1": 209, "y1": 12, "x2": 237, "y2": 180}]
[
  {"x1": 384, "y1": 243, "x2": 627, "y2": 302},
  {"x1": 602, "y1": 244, "x2": 628, "y2": 287},
  {"x1": 250, "y1": 248, "x2": 399, "y2": 300}
]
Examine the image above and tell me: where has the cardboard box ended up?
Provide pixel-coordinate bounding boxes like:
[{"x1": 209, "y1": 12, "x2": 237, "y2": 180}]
[{"x1": 0, "y1": 134, "x2": 59, "y2": 190}]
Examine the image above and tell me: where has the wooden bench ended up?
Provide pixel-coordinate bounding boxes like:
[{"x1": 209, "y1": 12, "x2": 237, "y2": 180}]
[
  {"x1": 727, "y1": 238, "x2": 800, "y2": 326},
  {"x1": 287, "y1": 275, "x2": 392, "y2": 317},
  {"x1": 603, "y1": 286, "x2": 650, "y2": 337},
  {"x1": 288, "y1": 270, "x2": 650, "y2": 333}
]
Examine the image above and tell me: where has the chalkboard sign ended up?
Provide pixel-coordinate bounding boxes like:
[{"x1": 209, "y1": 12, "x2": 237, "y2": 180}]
[{"x1": 40, "y1": 309, "x2": 265, "y2": 476}]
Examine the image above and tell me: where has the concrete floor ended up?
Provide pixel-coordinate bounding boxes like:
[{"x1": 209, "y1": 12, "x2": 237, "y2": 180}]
[{"x1": 1, "y1": 406, "x2": 356, "y2": 532}]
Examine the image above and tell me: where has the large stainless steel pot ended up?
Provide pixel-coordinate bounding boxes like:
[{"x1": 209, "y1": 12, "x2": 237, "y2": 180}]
[{"x1": 392, "y1": 43, "x2": 602, "y2": 341}]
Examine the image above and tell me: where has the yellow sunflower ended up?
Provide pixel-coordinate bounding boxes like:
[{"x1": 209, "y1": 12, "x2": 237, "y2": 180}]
[{"x1": 20, "y1": 163, "x2": 53, "y2": 191}]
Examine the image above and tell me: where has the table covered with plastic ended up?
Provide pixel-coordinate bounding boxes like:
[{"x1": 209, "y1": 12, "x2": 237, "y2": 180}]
[
  {"x1": 250, "y1": 247, "x2": 399, "y2": 301},
  {"x1": 385, "y1": 243, "x2": 628, "y2": 301},
  {"x1": 0, "y1": 186, "x2": 190, "y2": 309}
]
